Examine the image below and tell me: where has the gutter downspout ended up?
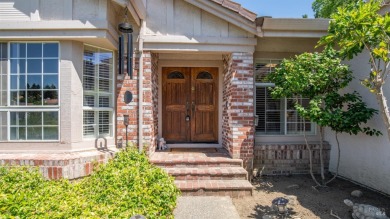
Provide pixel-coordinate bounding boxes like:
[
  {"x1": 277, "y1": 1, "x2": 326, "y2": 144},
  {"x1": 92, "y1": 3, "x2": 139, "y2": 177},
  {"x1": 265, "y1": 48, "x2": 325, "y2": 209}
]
[{"x1": 138, "y1": 19, "x2": 145, "y2": 153}]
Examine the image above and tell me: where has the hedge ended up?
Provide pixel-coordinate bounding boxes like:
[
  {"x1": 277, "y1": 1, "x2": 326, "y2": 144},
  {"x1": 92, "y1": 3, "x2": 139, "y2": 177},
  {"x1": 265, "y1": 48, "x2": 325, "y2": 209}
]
[{"x1": 0, "y1": 148, "x2": 180, "y2": 219}]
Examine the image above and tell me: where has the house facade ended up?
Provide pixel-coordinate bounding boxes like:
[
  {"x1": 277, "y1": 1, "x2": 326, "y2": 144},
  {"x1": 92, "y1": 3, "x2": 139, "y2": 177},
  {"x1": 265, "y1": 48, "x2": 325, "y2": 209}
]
[{"x1": 0, "y1": 0, "x2": 388, "y2": 195}]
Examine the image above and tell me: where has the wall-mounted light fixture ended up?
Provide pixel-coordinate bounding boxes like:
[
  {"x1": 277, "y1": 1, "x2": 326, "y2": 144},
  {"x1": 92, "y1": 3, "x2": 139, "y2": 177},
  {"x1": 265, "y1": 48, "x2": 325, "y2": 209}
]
[{"x1": 118, "y1": 8, "x2": 134, "y2": 79}]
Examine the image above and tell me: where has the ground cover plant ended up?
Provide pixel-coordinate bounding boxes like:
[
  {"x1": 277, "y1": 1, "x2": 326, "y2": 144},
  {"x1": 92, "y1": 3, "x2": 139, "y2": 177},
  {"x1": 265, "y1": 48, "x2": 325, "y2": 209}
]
[{"x1": 0, "y1": 148, "x2": 180, "y2": 219}]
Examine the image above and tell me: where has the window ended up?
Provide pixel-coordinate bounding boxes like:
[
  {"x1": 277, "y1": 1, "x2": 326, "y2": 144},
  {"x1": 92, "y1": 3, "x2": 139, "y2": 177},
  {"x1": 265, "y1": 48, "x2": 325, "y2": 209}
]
[
  {"x1": 0, "y1": 42, "x2": 60, "y2": 141},
  {"x1": 82, "y1": 45, "x2": 113, "y2": 138},
  {"x1": 255, "y1": 59, "x2": 315, "y2": 135}
]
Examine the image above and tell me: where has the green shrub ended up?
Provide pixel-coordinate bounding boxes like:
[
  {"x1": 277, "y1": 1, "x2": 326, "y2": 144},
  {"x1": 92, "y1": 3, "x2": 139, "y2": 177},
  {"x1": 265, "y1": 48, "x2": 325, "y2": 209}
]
[{"x1": 0, "y1": 148, "x2": 180, "y2": 219}]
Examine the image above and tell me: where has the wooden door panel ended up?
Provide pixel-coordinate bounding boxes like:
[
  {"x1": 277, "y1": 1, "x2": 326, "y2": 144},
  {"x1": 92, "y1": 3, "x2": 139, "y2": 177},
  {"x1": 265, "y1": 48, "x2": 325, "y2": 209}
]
[
  {"x1": 191, "y1": 67, "x2": 218, "y2": 142},
  {"x1": 162, "y1": 67, "x2": 190, "y2": 143}
]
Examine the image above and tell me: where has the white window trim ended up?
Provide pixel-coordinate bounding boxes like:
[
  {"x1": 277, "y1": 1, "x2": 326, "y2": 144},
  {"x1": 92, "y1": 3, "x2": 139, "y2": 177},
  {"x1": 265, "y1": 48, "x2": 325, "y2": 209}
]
[
  {"x1": 254, "y1": 60, "x2": 316, "y2": 137},
  {"x1": 82, "y1": 44, "x2": 115, "y2": 140},
  {"x1": 0, "y1": 41, "x2": 61, "y2": 142}
]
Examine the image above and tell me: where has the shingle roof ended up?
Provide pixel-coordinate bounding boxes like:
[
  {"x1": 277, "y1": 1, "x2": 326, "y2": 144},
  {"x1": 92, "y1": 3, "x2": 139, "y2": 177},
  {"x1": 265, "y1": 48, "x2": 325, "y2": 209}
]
[{"x1": 209, "y1": 0, "x2": 257, "y2": 22}]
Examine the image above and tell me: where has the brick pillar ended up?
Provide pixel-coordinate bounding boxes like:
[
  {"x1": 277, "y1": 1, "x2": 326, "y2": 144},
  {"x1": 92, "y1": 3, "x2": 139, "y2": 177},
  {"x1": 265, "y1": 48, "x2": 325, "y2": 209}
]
[
  {"x1": 142, "y1": 52, "x2": 159, "y2": 155},
  {"x1": 222, "y1": 53, "x2": 254, "y2": 161},
  {"x1": 116, "y1": 51, "x2": 159, "y2": 155}
]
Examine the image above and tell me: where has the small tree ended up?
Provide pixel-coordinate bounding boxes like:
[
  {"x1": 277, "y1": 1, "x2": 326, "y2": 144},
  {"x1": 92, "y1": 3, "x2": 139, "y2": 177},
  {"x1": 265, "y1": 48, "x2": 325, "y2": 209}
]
[
  {"x1": 268, "y1": 48, "x2": 380, "y2": 187},
  {"x1": 319, "y1": 0, "x2": 390, "y2": 141}
]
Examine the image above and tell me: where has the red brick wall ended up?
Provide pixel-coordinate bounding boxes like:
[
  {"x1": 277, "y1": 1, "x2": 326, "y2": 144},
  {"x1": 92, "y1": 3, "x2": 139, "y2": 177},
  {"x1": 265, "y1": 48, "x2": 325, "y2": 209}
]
[
  {"x1": 143, "y1": 52, "x2": 159, "y2": 155},
  {"x1": 222, "y1": 53, "x2": 255, "y2": 161},
  {"x1": 116, "y1": 54, "x2": 139, "y2": 147},
  {"x1": 116, "y1": 51, "x2": 158, "y2": 154}
]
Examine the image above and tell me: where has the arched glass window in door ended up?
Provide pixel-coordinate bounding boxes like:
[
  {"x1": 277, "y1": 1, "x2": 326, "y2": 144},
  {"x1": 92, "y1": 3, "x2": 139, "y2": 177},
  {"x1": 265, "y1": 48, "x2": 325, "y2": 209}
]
[
  {"x1": 196, "y1": 71, "x2": 213, "y2": 79},
  {"x1": 167, "y1": 71, "x2": 184, "y2": 79}
]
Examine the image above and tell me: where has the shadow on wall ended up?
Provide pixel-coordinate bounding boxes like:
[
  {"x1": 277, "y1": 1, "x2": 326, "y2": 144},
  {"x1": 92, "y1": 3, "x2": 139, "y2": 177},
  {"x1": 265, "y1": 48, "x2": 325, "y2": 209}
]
[{"x1": 1, "y1": 0, "x2": 35, "y2": 20}]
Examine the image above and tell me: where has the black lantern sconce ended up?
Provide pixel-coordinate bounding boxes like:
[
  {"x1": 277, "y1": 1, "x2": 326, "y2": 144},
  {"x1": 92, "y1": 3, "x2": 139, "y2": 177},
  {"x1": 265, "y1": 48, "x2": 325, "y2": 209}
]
[
  {"x1": 123, "y1": 114, "x2": 129, "y2": 147},
  {"x1": 118, "y1": 8, "x2": 134, "y2": 79}
]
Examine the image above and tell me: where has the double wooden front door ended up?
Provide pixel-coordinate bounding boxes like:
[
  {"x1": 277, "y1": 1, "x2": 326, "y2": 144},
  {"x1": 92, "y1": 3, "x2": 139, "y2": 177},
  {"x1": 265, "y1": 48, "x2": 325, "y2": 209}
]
[{"x1": 162, "y1": 67, "x2": 218, "y2": 143}]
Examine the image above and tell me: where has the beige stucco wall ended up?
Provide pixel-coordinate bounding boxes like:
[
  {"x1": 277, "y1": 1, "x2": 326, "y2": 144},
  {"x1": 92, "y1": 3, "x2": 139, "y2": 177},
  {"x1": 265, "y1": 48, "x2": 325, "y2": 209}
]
[{"x1": 325, "y1": 51, "x2": 390, "y2": 195}]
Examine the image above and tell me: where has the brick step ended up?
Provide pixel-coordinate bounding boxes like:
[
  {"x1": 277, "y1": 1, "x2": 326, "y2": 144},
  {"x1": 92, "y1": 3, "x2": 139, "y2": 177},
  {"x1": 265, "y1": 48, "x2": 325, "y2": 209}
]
[
  {"x1": 150, "y1": 156, "x2": 243, "y2": 168},
  {"x1": 175, "y1": 180, "x2": 253, "y2": 197},
  {"x1": 162, "y1": 167, "x2": 248, "y2": 180}
]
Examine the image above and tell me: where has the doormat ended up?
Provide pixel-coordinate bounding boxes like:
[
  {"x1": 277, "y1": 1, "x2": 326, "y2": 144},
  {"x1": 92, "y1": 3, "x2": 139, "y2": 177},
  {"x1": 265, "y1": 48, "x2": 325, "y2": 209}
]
[{"x1": 170, "y1": 148, "x2": 218, "y2": 153}]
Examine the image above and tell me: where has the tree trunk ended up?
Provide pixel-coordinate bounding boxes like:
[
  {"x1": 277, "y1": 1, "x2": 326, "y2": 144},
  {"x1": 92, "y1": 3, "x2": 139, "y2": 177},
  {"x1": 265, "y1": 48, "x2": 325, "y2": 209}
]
[
  {"x1": 319, "y1": 127, "x2": 325, "y2": 184},
  {"x1": 325, "y1": 132, "x2": 341, "y2": 185},
  {"x1": 375, "y1": 86, "x2": 390, "y2": 141}
]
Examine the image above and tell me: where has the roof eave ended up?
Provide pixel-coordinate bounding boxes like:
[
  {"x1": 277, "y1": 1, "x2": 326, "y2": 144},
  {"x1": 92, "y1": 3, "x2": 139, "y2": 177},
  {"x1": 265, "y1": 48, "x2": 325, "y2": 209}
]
[{"x1": 257, "y1": 18, "x2": 330, "y2": 38}]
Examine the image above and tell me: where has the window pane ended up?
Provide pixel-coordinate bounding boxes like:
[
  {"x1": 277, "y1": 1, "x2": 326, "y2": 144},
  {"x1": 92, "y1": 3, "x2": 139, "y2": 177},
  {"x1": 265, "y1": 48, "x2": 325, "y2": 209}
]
[
  {"x1": 27, "y1": 91, "x2": 42, "y2": 105},
  {"x1": 27, "y1": 44, "x2": 42, "y2": 58},
  {"x1": 99, "y1": 79, "x2": 110, "y2": 92},
  {"x1": 43, "y1": 43, "x2": 59, "y2": 58},
  {"x1": 10, "y1": 91, "x2": 18, "y2": 105},
  {"x1": 83, "y1": 111, "x2": 95, "y2": 136},
  {"x1": 27, "y1": 75, "x2": 42, "y2": 89},
  {"x1": 11, "y1": 127, "x2": 26, "y2": 140},
  {"x1": 43, "y1": 91, "x2": 58, "y2": 105},
  {"x1": 10, "y1": 43, "x2": 26, "y2": 58},
  {"x1": 83, "y1": 76, "x2": 95, "y2": 90},
  {"x1": 10, "y1": 75, "x2": 17, "y2": 89},
  {"x1": 27, "y1": 59, "x2": 42, "y2": 74},
  {"x1": 44, "y1": 127, "x2": 58, "y2": 140},
  {"x1": 27, "y1": 127, "x2": 42, "y2": 140},
  {"x1": 11, "y1": 112, "x2": 26, "y2": 126},
  {"x1": 255, "y1": 60, "x2": 279, "y2": 82},
  {"x1": 84, "y1": 95, "x2": 94, "y2": 107},
  {"x1": 0, "y1": 112, "x2": 8, "y2": 141},
  {"x1": 99, "y1": 111, "x2": 110, "y2": 135},
  {"x1": 27, "y1": 112, "x2": 42, "y2": 126},
  {"x1": 10, "y1": 59, "x2": 26, "y2": 74},
  {"x1": 84, "y1": 111, "x2": 95, "y2": 125},
  {"x1": 43, "y1": 112, "x2": 58, "y2": 126},
  {"x1": 43, "y1": 59, "x2": 58, "y2": 74},
  {"x1": 43, "y1": 75, "x2": 58, "y2": 89},
  {"x1": 99, "y1": 96, "x2": 110, "y2": 107}
]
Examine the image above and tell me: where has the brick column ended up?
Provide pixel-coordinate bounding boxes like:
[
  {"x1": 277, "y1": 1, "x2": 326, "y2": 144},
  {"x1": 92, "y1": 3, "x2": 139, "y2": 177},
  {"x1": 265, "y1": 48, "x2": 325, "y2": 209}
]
[
  {"x1": 116, "y1": 52, "x2": 159, "y2": 155},
  {"x1": 222, "y1": 53, "x2": 254, "y2": 161},
  {"x1": 142, "y1": 52, "x2": 159, "y2": 155}
]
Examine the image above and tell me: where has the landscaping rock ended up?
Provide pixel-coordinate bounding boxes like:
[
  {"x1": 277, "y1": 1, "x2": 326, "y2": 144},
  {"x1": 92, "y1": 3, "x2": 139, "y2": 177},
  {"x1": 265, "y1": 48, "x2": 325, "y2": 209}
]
[
  {"x1": 351, "y1": 190, "x2": 363, "y2": 198},
  {"x1": 344, "y1": 199, "x2": 389, "y2": 219}
]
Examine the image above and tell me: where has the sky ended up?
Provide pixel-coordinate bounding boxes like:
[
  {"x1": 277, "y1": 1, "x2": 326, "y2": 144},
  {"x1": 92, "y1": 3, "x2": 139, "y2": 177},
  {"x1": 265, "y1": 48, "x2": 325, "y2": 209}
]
[{"x1": 235, "y1": 0, "x2": 315, "y2": 18}]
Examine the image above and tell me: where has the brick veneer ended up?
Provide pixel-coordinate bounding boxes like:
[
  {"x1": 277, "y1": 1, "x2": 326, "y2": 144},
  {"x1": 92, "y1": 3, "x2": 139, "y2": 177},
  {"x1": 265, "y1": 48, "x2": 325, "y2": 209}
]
[
  {"x1": 143, "y1": 52, "x2": 159, "y2": 155},
  {"x1": 222, "y1": 53, "x2": 255, "y2": 161},
  {"x1": 0, "y1": 150, "x2": 116, "y2": 180},
  {"x1": 116, "y1": 51, "x2": 158, "y2": 155},
  {"x1": 254, "y1": 143, "x2": 331, "y2": 175},
  {"x1": 116, "y1": 54, "x2": 139, "y2": 146}
]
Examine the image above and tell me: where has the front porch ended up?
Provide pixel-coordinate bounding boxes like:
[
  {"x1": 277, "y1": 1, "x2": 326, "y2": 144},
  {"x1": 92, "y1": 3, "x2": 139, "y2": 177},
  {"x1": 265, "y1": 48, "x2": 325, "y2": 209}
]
[
  {"x1": 116, "y1": 52, "x2": 255, "y2": 161},
  {"x1": 150, "y1": 148, "x2": 253, "y2": 197}
]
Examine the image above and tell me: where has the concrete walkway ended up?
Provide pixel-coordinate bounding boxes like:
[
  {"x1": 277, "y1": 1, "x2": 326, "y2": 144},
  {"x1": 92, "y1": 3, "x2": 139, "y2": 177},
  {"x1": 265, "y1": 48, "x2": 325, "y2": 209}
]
[{"x1": 174, "y1": 196, "x2": 241, "y2": 219}]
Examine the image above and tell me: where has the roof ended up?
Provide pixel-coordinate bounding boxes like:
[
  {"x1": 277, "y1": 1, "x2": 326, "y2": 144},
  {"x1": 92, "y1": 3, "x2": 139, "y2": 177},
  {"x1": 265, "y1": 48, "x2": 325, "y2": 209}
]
[{"x1": 209, "y1": 0, "x2": 257, "y2": 22}]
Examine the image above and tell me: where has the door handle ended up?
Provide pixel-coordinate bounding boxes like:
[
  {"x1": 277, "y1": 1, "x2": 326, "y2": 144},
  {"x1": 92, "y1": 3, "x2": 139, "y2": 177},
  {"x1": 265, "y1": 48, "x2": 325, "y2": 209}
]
[{"x1": 192, "y1": 101, "x2": 195, "y2": 112}]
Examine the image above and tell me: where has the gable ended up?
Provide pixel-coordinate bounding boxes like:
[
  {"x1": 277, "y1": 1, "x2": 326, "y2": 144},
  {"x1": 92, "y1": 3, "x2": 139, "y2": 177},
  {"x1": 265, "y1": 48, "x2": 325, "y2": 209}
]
[{"x1": 145, "y1": 0, "x2": 255, "y2": 37}]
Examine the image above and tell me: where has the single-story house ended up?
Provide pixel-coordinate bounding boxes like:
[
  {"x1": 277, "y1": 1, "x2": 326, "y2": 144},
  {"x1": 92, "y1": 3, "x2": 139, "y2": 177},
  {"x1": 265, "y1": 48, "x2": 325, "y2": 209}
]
[{"x1": 0, "y1": 0, "x2": 389, "y2": 196}]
